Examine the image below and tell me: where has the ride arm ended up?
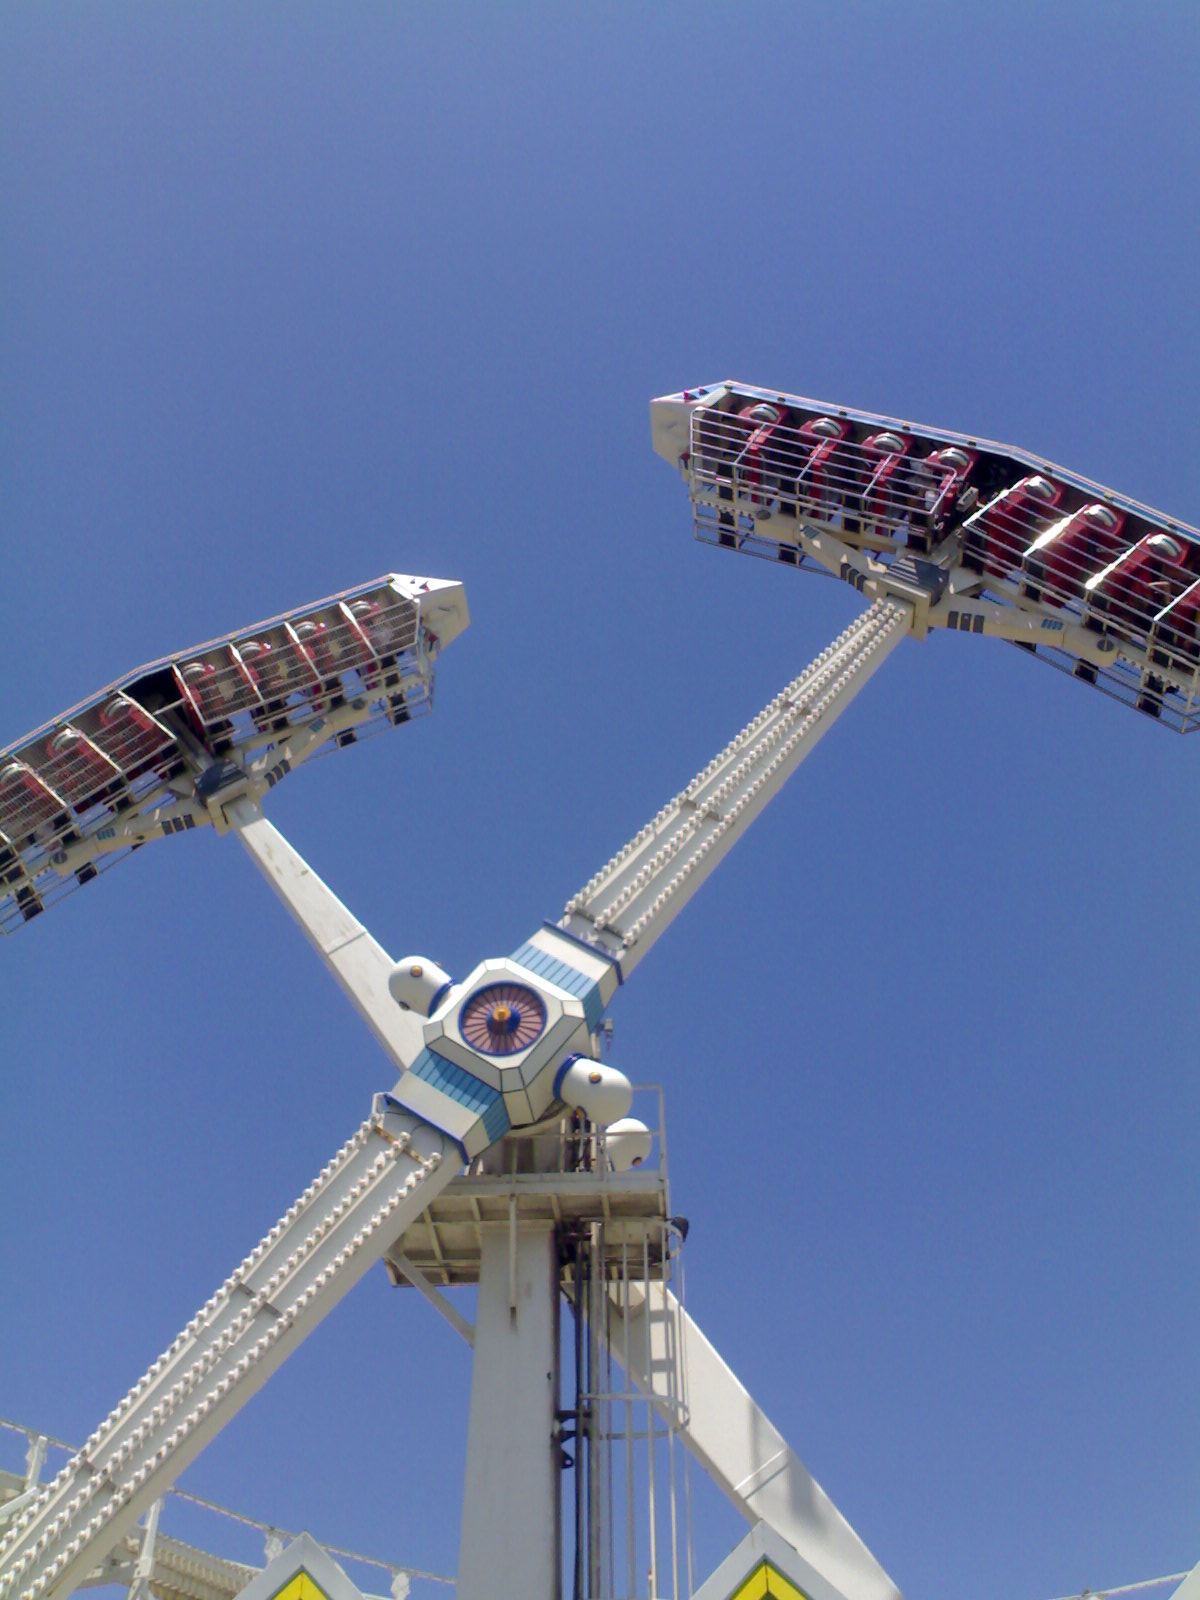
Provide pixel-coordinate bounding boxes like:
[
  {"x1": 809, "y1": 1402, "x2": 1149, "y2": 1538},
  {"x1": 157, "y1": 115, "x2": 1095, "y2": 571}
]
[
  {"x1": 608, "y1": 1282, "x2": 903, "y2": 1600},
  {"x1": 229, "y1": 798, "x2": 424, "y2": 1073},
  {"x1": 0, "y1": 1100, "x2": 460, "y2": 1600},
  {"x1": 557, "y1": 599, "x2": 911, "y2": 980}
]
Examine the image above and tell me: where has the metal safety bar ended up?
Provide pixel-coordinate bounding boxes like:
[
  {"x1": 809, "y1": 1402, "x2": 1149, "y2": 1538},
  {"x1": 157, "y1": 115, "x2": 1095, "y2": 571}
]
[
  {"x1": 665, "y1": 386, "x2": 1200, "y2": 732},
  {"x1": 0, "y1": 574, "x2": 465, "y2": 932}
]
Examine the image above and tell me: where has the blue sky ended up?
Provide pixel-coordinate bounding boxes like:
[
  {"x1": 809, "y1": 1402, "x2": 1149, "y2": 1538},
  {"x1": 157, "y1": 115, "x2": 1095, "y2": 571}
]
[{"x1": 2, "y1": 5, "x2": 1198, "y2": 1599}]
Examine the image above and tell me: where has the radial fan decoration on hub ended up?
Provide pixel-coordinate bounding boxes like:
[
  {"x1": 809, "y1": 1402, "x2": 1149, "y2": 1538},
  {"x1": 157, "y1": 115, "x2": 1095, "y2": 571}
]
[{"x1": 459, "y1": 983, "x2": 547, "y2": 1055}]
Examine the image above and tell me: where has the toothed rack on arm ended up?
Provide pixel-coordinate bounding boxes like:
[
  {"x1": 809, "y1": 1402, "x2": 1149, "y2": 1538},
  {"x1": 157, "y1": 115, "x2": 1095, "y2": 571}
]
[
  {"x1": 558, "y1": 598, "x2": 912, "y2": 978},
  {"x1": 0, "y1": 1101, "x2": 456, "y2": 1600}
]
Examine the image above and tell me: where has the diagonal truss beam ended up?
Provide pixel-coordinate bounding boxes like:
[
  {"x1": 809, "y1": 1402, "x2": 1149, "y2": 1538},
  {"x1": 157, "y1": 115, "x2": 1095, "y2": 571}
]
[{"x1": 608, "y1": 1283, "x2": 903, "y2": 1600}]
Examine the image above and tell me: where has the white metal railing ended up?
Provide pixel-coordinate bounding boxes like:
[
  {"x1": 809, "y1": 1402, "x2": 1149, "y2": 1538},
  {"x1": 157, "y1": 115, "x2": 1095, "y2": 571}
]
[
  {"x1": 0, "y1": 1417, "x2": 452, "y2": 1597},
  {"x1": 566, "y1": 1217, "x2": 694, "y2": 1600},
  {"x1": 0, "y1": 577, "x2": 441, "y2": 933},
  {"x1": 688, "y1": 405, "x2": 937, "y2": 545},
  {"x1": 679, "y1": 386, "x2": 1200, "y2": 733}
]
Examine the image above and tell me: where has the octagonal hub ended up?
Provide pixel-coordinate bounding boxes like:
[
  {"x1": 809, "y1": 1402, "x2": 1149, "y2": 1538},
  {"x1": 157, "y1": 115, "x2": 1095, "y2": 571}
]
[
  {"x1": 390, "y1": 928, "x2": 621, "y2": 1160},
  {"x1": 424, "y1": 957, "x2": 591, "y2": 1125}
]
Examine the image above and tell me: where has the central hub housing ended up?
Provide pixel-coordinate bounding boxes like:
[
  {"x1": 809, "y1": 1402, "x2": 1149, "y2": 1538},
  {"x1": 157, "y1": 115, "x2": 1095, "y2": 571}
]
[{"x1": 423, "y1": 957, "x2": 592, "y2": 1127}]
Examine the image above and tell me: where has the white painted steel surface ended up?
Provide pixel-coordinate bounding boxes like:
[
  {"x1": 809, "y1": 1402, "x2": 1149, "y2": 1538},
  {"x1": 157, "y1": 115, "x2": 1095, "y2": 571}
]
[
  {"x1": 1172, "y1": 1562, "x2": 1200, "y2": 1600},
  {"x1": 2, "y1": 593, "x2": 918, "y2": 1600},
  {"x1": 229, "y1": 1531, "x2": 369, "y2": 1600},
  {"x1": 0, "y1": 1421, "x2": 455, "y2": 1600},
  {"x1": 457, "y1": 1224, "x2": 560, "y2": 1600},
  {"x1": 609, "y1": 1284, "x2": 903, "y2": 1600},
  {"x1": 691, "y1": 1519, "x2": 864, "y2": 1600},
  {"x1": 560, "y1": 600, "x2": 912, "y2": 975},
  {"x1": 0, "y1": 1104, "x2": 456, "y2": 1600},
  {"x1": 232, "y1": 804, "x2": 425, "y2": 1072},
  {"x1": 389, "y1": 1252, "x2": 476, "y2": 1346}
]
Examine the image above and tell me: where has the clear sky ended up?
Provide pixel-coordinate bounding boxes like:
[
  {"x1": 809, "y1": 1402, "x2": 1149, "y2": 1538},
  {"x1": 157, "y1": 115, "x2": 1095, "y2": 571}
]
[{"x1": 2, "y1": 5, "x2": 1198, "y2": 1600}]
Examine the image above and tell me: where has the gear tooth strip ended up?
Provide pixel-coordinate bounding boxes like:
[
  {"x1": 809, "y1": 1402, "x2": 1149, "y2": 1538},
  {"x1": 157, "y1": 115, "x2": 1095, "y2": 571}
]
[
  {"x1": 561, "y1": 604, "x2": 910, "y2": 961},
  {"x1": 0, "y1": 1120, "x2": 450, "y2": 1599}
]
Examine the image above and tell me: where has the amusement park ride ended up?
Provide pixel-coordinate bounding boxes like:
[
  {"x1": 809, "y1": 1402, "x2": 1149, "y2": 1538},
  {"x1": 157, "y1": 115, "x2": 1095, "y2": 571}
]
[{"x1": 1, "y1": 384, "x2": 1197, "y2": 1600}]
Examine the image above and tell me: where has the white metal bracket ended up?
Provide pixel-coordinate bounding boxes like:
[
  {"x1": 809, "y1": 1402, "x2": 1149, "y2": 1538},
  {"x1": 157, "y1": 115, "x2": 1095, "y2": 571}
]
[
  {"x1": 387, "y1": 1253, "x2": 475, "y2": 1346},
  {"x1": 127, "y1": 1496, "x2": 161, "y2": 1600}
]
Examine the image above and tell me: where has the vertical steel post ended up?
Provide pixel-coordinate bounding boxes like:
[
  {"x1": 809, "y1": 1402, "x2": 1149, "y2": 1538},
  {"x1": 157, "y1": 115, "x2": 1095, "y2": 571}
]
[
  {"x1": 458, "y1": 1221, "x2": 561, "y2": 1600},
  {"x1": 588, "y1": 1221, "x2": 603, "y2": 1600}
]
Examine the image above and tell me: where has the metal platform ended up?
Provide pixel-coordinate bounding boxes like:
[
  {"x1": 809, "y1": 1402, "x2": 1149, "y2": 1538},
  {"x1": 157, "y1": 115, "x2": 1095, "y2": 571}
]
[
  {"x1": 385, "y1": 1168, "x2": 671, "y2": 1288},
  {"x1": 386, "y1": 1099, "x2": 672, "y2": 1289}
]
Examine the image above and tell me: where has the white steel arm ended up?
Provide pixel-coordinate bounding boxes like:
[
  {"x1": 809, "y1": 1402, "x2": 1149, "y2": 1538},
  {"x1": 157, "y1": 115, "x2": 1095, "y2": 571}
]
[
  {"x1": 0, "y1": 1101, "x2": 457, "y2": 1600},
  {"x1": 609, "y1": 1283, "x2": 903, "y2": 1600},
  {"x1": 230, "y1": 800, "x2": 425, "y2": 1073},
  {"x1": 558, "y1": 600, "x2": 911, "y2": 977},
  {"x1": 1172, "y1": 1559, "x2": 1200, "y2": 1600}
]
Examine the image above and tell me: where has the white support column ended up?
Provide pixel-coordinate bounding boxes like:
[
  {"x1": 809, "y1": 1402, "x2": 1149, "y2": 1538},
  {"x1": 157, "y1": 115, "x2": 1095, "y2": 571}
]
[
  {"x1": 22, "y1": 1436, "x2": 47, "y2": 1495},
  {"x1": 457, "y1": 1222, "x2": 560, "y2": 1600},
  {"x1": 0, "y1": 1438, "x2": 48, "y2": 1533}
]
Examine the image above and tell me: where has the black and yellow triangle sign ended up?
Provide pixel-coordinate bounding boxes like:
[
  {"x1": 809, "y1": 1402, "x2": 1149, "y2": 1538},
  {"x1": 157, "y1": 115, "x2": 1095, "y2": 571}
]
[
  {"x1": 268, "y1": 1573, "x2": 332, "y2": 1600},
  {"x1": 726, "y1": 1557, "x2": 813, "y2": 1600}
]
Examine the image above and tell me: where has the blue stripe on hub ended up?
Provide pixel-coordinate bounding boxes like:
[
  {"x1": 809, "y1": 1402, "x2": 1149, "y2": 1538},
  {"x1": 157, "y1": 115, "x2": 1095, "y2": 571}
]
[
  {"x1": 510, "y1": 941, "x2": 605, "y2": 1031},
  {"x1": 410, "y1": 1047, "x2": 510, "y2": 1133},
  {"x1": 482, "y1": 1096, "x2": 510, "y2": 1144}
]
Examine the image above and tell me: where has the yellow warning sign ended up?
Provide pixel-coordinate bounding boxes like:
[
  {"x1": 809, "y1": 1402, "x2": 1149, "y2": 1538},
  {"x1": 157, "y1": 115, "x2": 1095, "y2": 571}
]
[
  {"x1": 269, "y1": 1573, "x2": 332, "y2": 1600},
  {"x1": 726, "y1": 1558, "x2": 812, "y2": 1600}
]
